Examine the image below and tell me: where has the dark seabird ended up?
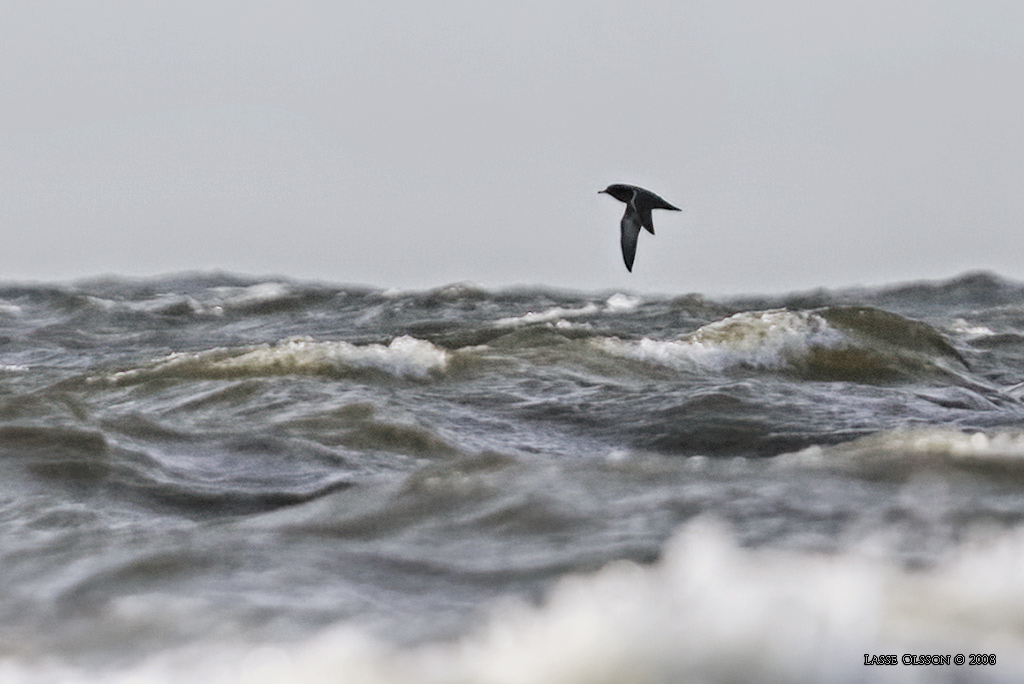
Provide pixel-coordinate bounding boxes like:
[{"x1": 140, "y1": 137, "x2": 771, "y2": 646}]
[{"x1": 598, "y1": 184, "x2": 681, "y2": 272}]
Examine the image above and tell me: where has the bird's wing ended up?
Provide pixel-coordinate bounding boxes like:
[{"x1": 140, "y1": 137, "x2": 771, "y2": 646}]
[
  {"x1": 630, "y1": 187, "x2": 656, "y2": 235},
  {"x1": 633, "y1": 189, "x2": 681, "y2": 234},
  {"x1": 651, "y1": 196, "x2": 681, "y2": 212},
  {"x1": 620, "y1": 201, "x2": 643, "y2": 272},
  {"x1": 637, "y1": 201, "x2": 655, "y2": 235},
  {"x1": 636, "y1": 187, "x2": 681, "y2": 212},
  {"x1": 625, "y1": 188, "x2": 655, "y2": 235}
]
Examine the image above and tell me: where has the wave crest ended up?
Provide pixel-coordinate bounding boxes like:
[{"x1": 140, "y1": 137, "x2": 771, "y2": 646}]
[
  {"x1": 15, "y1": 518, "x2": 1024, "y2": 683},
  {"x1": 98, "y1": 336, "x2": 449, "y2": 384},
  {"x1": 596, "y1": 307, "x2": 968, "y2": 381}
]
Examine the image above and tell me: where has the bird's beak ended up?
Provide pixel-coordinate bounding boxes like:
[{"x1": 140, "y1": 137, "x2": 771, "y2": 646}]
[{"x1": 597, "y1": 190, "x2": 606, "y2": 194}]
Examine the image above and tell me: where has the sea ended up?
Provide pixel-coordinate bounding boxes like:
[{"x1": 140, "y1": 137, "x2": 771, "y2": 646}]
[{"x1": 2, "y1": 270, "x2": 1024, "y2": 683}]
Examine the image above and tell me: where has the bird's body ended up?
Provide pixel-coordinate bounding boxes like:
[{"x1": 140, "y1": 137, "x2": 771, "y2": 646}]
[{"x1": 598, "y1": 184, "x2": 681, "y2": 272}]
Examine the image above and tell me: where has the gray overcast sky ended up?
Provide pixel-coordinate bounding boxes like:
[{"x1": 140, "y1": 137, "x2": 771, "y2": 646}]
[{"x1": 2, "y1": 1, "x2": 1023, "y2": 294}]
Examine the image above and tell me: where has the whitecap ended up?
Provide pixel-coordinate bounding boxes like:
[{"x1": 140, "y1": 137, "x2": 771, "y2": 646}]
[
  {"x1": 596, "y1": 309, "x2": 847, "y2": 372},
  {"x1": 207, "y1": 282, "x2": 295, "y2": 311},
  {"x1": 13, "y1": 518, "x2": 1024, "y2": 683},
  {"x1": 785, "y1": 427, "x2": 1024, "y2": 465},
  {"x1": 220, "y1": 335, "x2": 448, "y2": 379},
  {"x1": 951, "y1": 319, "x2": 996, "y2": 338},
  {"x1": 102, "y1": 335, "x2": 449, "y2": 384},
  {"x1": 0, "y1": 301, "x2": 22, "y2": 317},
  {"x1": 495, "y1": 303, "x2": 601, "y2": 328},
  {"x1": 604, "y1": 293, "x2": 642, "y2": 313}
]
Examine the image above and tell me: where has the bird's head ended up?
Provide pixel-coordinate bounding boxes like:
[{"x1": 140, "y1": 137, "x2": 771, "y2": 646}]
[{"x1": 598, "y1": 184, "x2": 634, "y2": 203}]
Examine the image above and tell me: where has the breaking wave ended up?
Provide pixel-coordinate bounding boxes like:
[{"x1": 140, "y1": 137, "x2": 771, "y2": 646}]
[
  {"x1": 7, "y1": 517, "x2": 1021, "y2": 683},
  {"x1": 494, "y1": 293, "x2": 643, "y2": 328},
  {"x1": 96, "y1": 335, "x2": 449, "y2": 384},
  {"x1": 596, "y1": 306, "x2": 970, "y2": 382},
  {"x1": 783, "y1": 426, "x2": 1024, "y2": 481}
]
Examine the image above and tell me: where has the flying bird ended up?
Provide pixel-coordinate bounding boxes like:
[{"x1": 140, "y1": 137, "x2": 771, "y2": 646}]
[{"x1": 598, "y1": 184, "x2": 681, "y2": 272}]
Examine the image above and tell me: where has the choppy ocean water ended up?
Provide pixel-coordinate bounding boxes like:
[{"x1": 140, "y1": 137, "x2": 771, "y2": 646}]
[{"x1": 3, "y1": 271, "x2": 1024, "y2": 682}]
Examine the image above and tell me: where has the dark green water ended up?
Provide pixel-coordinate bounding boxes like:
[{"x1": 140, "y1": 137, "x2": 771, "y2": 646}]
[{"x1": 2, "y1": 271, "x2": 1023, "y2": 682}]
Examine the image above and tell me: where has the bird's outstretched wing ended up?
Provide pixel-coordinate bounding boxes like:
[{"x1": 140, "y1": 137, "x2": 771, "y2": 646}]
[
  {"x1": 633, "y1": 188, "x2": 681, "y2": 235},
  {"x1": 637, "y1": 203, "x2": 655, "y2": 235},
  {"x1": 620, "y1": 200, "x2": 643, "y2": 272}
]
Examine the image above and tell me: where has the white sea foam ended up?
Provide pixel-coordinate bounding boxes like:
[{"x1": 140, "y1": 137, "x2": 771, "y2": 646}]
[
  {"x1": 495, "y1": 303, "x2": 602, "y2": 328},
  {"x1": 383, "y1": 282, "x2": 487, "y2": 300},
  {"x1": 104, "y1": 335, "x2": 449, "y2": 383},
  {"x1": 494, "y1": 294, "x2": 639, "y2": 328},
  {"x1": 0, "y1": 300, "x2": 22, "y2": 316},
  {"x1": 553, "y1": 319, "x2": 592, "y2": 331},
  {"x1": 8, "y1": 518, "x2": 1023, "y2": 683},
  {"x1": 209, "y1": 282, "x2": 293, "y2": 309},
  {"x1": 604, "y1": 293, "x2": 642, "y2": 313},
  {"x1": 95, "y1": 283, "x2": 307, "y2": 318},
  {"x1": 85, "y1": 293, "x2": 213, "y2": 316},
  {"x1": 786, "y1": 427, "x2": 1024, "y2": 466},
  {"x1": 223, "y1": 335, "x2": 448, "y2": 379},
  {"x1": 597, "y1": 309, "x2": 847, "y2": 372},
  {"x1": 951, "y1": 319, "x2": 997, "y2": 338}
]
